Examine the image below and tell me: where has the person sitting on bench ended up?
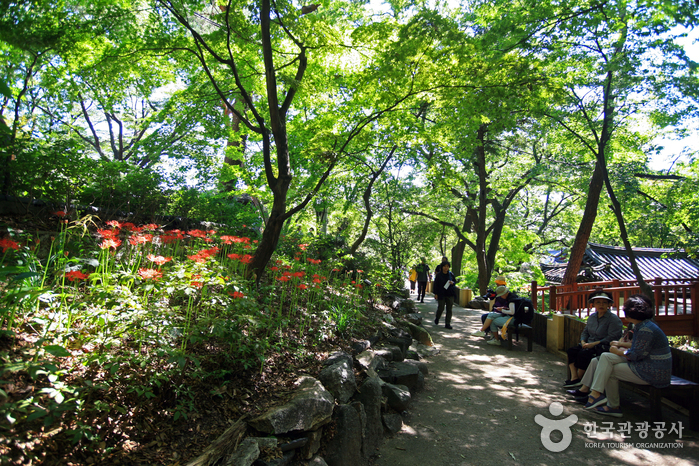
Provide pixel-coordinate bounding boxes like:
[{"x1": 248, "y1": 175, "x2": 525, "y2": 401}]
[
  {"x1": 574, "y1": 294, "x2": 671, "y2": 417},
  {"x1": 563, "y1": 290, "x2": 623, "y2": 389}
]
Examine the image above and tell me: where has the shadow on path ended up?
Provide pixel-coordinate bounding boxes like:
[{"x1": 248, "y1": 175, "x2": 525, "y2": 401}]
[{"x1": 372, "y1": 293, "x2": 698, "y2": 466}]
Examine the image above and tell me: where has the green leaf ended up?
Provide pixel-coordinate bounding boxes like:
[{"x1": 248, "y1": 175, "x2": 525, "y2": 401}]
[{"x1": 44, "y1": 345, "x2": 71, "y2": 357}]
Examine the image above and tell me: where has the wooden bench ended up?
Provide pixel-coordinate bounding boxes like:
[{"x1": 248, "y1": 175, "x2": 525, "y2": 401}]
[
  {"x1": 620, "y1": 375, "x2": 699, "y2": 430},
  {"x1": 506, "y1": 323, "x2": 533, "y2": 352}
]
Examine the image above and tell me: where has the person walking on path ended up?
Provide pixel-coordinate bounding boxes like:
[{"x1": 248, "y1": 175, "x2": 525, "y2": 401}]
[
  {"x1": 409, "y1": 267, "x2": 417, "y2": 294},
  {"x1": 433, "y1": 261, "x2": 458, "y2": 329},
  {"x1": 414, "y1": 258, "x2": 430, "y2": 303}
]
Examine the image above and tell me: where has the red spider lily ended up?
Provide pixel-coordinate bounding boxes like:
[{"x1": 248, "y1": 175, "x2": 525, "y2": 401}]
[
  {"x1": 351, "y1": 281, "x2": 355, "y2": 284},
  {"x1": 106, "y1": 220, "x2": 122, "y2": 229},
  {"x1": 313, "y1": 273, "x2": 320, "y2": 278},
  {"x1": 270, "y1": 266, "x2": 279, "y2": 272},
  {"x1": 147, "y1": 254, "x2": 172, "y2": 265},
  {"x1": 121, "y1": 223, "x2": 140, "y2": 232},
  {"x1": 191, "y1": 274, "x2": 203, "y2": 288},
  {"x1": 161, "y1": 231, "x2": 185, "y2": 244},
  {"x1": 357, "y1": 270, "x2": 364, "y2": 273},
  {"x1": 202, "y1": 246, "x2": 220, "y2": 257},
  {"x1": 291, "y1": 271, "x2": 305, "y2": 278},
  {"x1": 219, "y1": 235, "x2": 235, "y2": 244},
  {"x1": 332, "y1": 268, "x2": 340, "y2": 272},
  {"x1": 313, "y1": 278, "x2": 321, "y2": 284},
  {"x1": 100, "y1": 238, "x2": 122, "y2": 250},
  {"x1": 142, "y1": 224, "x2": 161, "y2": 230},
  {"x1": 65, "y1": 270, "x2": 90, "y2": 281},
  {"x1": 128, "y1": 234, "x2": 154, "y2": 245},
  {"x1": 298, "y1": 284, "x2": 308, "y2": 290},
  {"x1": 0, "y1": 238, "x2": 20, "y2": 252},
  {"x1": 187, "y1": 253, "x2": 207, "y2": 263},
  {"x1": 307, "y1": 258, "x2": 321, "y2": 265},
  {"x1": 187, "y1": 229, "x2": 208, "y2": 238},
  {"x1": 229, "y1": 291, "x2": 245, "y2": 298},
  {"x1": 253, "y1": 240, "x2": 258, "y2": 244},
  {"x1": 138, "y1": 268, "x2": 162, "y2": 281},
  {"x1": 277, "y1": 276, "x2": 290, "y2": 282},
  {"x1": 276, "y1": 260, "x2": 283, "y2": 264},
  {"x1": 208, "y1": 230, "x2": 217, "y2": 235},
  {"x1": 294, "y1": 256, "x2": 300, "y2": 261},
  {"x1": 355, "y1": 284, "x2": 363, "y2": 289},
  {"x1": 97, "y1": 228, "x2": 118, "y2": 239},
  {"x1": 239, "y1": 254, "x2": 253, "y2": 264},
  {"x1": 53, "y1": 211, "x2": 68, "y2": 217},
  {"x1": 227, "y1": 253, "x2": 240, "y2": 260},
  {"x1": 299, "y1": 244, "x2": 308, "y2": 251}
]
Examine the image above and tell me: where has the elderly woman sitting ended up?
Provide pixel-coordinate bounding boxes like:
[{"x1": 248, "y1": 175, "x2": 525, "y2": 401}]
[{"x1": 571, "y1": 294, "x2": 671, "y2": 417}]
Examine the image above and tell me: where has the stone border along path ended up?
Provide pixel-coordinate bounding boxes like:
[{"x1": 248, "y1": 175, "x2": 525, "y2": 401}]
[{"x1": 371, "y1": 295, "x2": 699, "y2": 466}]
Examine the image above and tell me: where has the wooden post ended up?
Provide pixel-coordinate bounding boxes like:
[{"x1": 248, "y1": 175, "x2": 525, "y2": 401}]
[
  {"x1": 691, "y1": 281, "x2": 699, "y2": 339},
  {"x1": 654, "y1": 277, "x2": 662, "y2": 317},
  {"x1": 531, "y1": 280, "x2": 538, "y2": 312},
  {"x1": 549, "y1": 285, "x2": 557, "y2": 312}
]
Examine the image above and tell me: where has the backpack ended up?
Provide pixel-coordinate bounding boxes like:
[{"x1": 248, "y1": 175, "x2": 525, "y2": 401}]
[{"x1": 512, "y1": 297, "x2": 534, "y2": 326}]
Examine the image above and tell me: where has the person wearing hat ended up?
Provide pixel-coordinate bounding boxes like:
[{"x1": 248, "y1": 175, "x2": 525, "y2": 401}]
[
  {"x1": 471, "y1": 285, "x2": 519, "y2": 346},
  {"x1": 563, "y1": 290, "x2": 623, "y2": 388},
  {"x1": 571, "y1": 294, "x2": 671, "y2": 417},
  {"x1": 479, "y1": 276, "x2": 514, "y2": 336}
]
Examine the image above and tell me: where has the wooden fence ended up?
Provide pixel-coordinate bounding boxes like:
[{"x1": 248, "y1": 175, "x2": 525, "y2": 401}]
[{"x1": 531, "y1": 279, "x2": 699, "y2": 337}]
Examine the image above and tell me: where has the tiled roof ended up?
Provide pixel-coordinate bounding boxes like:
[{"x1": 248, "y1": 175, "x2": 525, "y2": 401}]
[{"x1": 541, "y1": 243, "x2": 699, "y2": 284}]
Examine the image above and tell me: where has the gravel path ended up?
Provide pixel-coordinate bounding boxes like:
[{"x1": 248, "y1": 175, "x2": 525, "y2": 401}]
[{"x1": 372, "y1": 296, "x2": 699, "y2": 466}]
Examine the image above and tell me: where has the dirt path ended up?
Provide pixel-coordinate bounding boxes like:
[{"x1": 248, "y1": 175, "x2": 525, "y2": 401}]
[{"x1": 372, "y1": 296, "x2": 699, "y2": 466}]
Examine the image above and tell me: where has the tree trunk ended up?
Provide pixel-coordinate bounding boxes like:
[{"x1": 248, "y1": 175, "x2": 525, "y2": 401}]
[{"x1": 562, "y1": 160, "x2": 605, "y2": 286}]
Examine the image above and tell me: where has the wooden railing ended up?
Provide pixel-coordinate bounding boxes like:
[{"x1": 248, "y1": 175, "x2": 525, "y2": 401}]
[{"x1": 531, "y1": 278, "x2": 699, "y2": 337}]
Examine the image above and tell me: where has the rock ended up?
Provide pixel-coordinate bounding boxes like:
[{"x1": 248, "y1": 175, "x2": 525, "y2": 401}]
[
  {"x1": 324, "y1": 402, "x2": 367, "y2": 466},
  {"x1": 355, "y1": 350, "x2": 388, "y2": 372},
  {"x1": 252, "y1": 450, "x2": 295, "y2": 466},
  {"x1": 401, "y1": 359, "x2": 428, "y2": 376},
  {"x1": 323, "y1": 351, "x2": 353, "y2": 368},
  {"x1": 319, "y1": 352, "x2": 357, "y2": 404},
  {"x1": 382, "y1": 413, "x2": 403, "y2": 434},
  {"x1": 249, "y1": 377, "x2": 334, "y2": 434},
  {"x1": 301, "y1": 428, "x2": 324, "y2": 460},
  {"x1": 411, "y1": 342, "x2": 440, "y2": 358},
  {"x1": 403, "y1": 322, "x2": 433, "y2": 346},
  {"x1": 381, "y1": 383, "x2": 411, "y2": 411},
  {"x1": 353, "y1": 376, "x2": 383, "y2": 456},
  {"x1": 306, "y1": 456, "x2": 329, "y2": 466},
  {"x1": 373, "y1": 348, "x2": 394, "y2": 361},
  {"x1": 227, "y1": 438, "x2": 261, "y2": 466},
  {"x1": 405, "y1": 349, "x2": 420, "y2": 360},
  {"x1": 377, "y1": 362, "x2": 421, "y2": 391},
  {"x1": 404, "y1": 313, "x2": 422, "y2": 325}
]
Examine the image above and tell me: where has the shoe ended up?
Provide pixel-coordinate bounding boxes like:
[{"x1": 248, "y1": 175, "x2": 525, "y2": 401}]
[
  {"x1": 420, "y1": 300, "x2": 424, "y2": 303},
  {"x1": 563, "y1": 379, "x2": 583, "y2": 389},
  {"x1": 486, "y1": 338, "x2": 501, "y2": 346},
  {"x1": 567, "y1": 389, "x2": 589, "y2": 398},
  {"x1": 471, "y1": 330, "x2": 486, "y2": 337},
  {"x1": 593, "y1": 406, "x2": 622, "y2": 417},
  {"x1": 584, "y1": 394, "x2": 608, "y2": 410},
  {"x1": 434, "y1": 318, "x2": 439, "y2": 325},
  {"x1": 445, "y1": 324, "x2": 452, "y2": 329}
]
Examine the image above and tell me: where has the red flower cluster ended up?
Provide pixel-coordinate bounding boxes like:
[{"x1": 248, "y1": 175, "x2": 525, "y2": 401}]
[
  {"x1": 138, "y1": 268, "x2": 162, "y2": 281},
  {"x1": 220, "y1": 235, "x2": 251, "y2": 244},
  {"x1": 188, "y1": 246, "x2": 220, "y2": 263},
  {"x1": 65, "y1": 270, "x2": 90, "y2": 281},
  {"x1": 191, "y1": 274, "x2": 203, "y2": 288},
  {"x1": 128, "y1": 234, "x2": 154, "y2": 246},
  {"x1": 307, "y1": 258, "x2": 321, "y2": 265},
  {"x1": 53, "y1": 211, "x2": 68, "y2": 217},
  {"x1": 0, "y1": 238, "x2": 20, "y2": 252},
  {"x1": 142, "y1": 224, "x2": 161, "y2": 230},
  {"x1": 160, "y1": 230, "x2": 185, "y2": 244},
  {"x1": 100, "y1": 238, "x2": 122, "y2": 250},
  {"x1": 229, "y1": 291, "x2": 245, "y2": 298}
]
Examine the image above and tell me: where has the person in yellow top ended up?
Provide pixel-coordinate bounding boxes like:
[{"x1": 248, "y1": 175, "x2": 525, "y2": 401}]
[{"x1": 409, "y1": 268, "x2": 417, "y2": 294}]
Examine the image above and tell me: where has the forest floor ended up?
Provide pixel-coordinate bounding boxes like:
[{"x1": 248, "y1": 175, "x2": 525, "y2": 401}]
[{"x1": 372, "y1": 296, "x2": 699, "y2": 466}]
